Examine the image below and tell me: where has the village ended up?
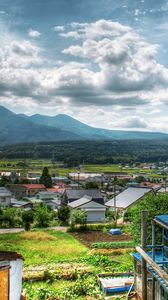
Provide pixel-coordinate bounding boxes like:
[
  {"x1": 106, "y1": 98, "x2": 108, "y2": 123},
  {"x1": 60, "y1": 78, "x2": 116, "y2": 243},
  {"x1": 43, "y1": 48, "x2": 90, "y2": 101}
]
[{"x1": 0, "y1": 160, "x2": 168, "y2": 299}]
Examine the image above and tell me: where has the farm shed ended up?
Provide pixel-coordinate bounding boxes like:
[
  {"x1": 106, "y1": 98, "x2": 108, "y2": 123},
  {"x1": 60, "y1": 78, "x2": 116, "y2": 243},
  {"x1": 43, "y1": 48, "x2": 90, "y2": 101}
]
[
  {"x1": 0, "y1": 251, "x2": 24, "y2": 300},
  {"x1": 133, "y1": 214, "x2": 168, "y2": 300},
  {"x1": 68, "y1": 195, "x2": 106, "y2": 223}
]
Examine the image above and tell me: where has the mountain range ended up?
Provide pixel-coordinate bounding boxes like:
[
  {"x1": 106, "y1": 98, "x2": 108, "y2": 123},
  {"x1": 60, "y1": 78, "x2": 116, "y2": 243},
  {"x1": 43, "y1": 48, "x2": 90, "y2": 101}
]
[{"x1": 0, "y1": 105, "x2": 167, "y2": 145}]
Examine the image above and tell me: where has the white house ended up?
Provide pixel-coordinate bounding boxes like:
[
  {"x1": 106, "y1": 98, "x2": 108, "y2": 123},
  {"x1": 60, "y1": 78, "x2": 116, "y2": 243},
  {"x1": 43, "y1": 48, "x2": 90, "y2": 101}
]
[
  {"x1": 0, "y1": 187, "x2": 12, "y2": 207},
  {"x1": 68, "y1": 195, "x2": 106, "y2": 223},
  {"x1": 0, "y1": 251, "x2": 23, "y2": 300}
]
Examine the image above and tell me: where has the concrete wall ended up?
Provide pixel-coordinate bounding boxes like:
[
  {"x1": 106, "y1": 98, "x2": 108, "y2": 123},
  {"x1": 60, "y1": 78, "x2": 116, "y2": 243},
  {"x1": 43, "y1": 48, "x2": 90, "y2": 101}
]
[{"x1": 10, "y1": 259, "x2": 22, "y2": 300}]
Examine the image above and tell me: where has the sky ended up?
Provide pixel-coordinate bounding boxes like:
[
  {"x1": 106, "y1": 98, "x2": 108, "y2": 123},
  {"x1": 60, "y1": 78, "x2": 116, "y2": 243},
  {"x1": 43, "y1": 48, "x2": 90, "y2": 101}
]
[{"x1": 1, "y1": 0, "x2": 168, "y2": 132}]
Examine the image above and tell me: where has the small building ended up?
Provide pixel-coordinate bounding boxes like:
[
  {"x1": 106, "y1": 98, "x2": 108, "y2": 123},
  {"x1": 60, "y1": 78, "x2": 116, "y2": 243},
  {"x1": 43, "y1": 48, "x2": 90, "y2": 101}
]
[
  {"x1": 63, "y1": 189, "x2": 104, "y2": 204},
  {"x1": 11, "y1": 199, "x2": 32, "y2": 209},
  {"x1": 106, "y1": 187, "x2": 152, "y2": 213},
  {"x1": 68, "y1": 195, "x2": 106, "y2": 223},
  {"x1": 133, "y1": 215, "x2": 168, "y2": 300},
  {"x1": 0, "y1": 187, "x2": 12, "y2": 207},
  {"x1": 0, "y1": 251, "x2": 24, "y2": 300},
  {"x1": 6, "y1": 184, "x2": 46, "y2": 198}
]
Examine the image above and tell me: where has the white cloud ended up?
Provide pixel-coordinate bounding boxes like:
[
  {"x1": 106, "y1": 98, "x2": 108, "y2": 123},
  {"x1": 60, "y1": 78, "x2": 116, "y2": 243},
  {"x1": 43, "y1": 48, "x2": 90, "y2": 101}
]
[
  {"x1": 1, "y1": 19, "x2": 168, "y2": 131},
  {"x1": 53, "y1": 25, "x2": 65, "y2": 32},
  {"x1": 59, "y1": 31, "x2": 81, "y2": 39},
  {"x1": 28, "y1": 29, "x2": 41, "y2": 38},
  {"x1": 122, "y1": 117, "x2": 147, "y2": 128}
]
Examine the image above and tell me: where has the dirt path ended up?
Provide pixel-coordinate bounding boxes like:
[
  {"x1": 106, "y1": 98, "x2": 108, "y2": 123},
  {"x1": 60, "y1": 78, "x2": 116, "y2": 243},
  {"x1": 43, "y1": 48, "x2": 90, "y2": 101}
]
[{"x1": 0, "y1": 228, "x2": 25, "y2": 234}]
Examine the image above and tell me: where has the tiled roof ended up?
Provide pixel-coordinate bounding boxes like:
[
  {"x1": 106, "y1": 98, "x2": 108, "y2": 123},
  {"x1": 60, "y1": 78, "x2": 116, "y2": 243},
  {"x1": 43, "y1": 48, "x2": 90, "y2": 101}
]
[
  {"x1": 0, "y1": 251, "x2": 24, "y2": 261},
  {"x1": 22, "y1": 184, "x2": 46, "y2": 189},
  {"x1": 66, "y1": 189, "x2": 103, "y2": 200}
]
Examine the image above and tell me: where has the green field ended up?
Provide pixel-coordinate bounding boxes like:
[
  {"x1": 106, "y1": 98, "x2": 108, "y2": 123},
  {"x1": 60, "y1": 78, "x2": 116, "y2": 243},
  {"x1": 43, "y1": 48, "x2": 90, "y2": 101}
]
[
  {"x1": 0, "y1": 159, "x2": 162, "y2": 178},
  {"x1": 0, "y1": 229, "x2": 133, "y2": 299}
]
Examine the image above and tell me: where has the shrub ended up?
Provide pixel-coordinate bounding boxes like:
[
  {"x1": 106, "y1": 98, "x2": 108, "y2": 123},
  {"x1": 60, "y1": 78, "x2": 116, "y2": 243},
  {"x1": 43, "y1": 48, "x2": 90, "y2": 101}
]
[{"x1": 57, "y1": 205, "x2": 70, "y2": 225}]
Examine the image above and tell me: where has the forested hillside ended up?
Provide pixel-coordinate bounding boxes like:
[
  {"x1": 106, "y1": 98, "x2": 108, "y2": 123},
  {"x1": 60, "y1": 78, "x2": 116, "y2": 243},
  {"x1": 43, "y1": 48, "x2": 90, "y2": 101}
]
[{"x1": 1, "y1": 139, "x2": 168, "y2": 164}]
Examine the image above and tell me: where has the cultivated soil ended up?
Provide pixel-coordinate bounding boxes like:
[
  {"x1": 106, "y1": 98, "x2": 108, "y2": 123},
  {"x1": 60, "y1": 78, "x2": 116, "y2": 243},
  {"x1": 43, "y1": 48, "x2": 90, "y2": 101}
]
[{"x1": 71, "y1": 231, "x2": 132, "y2": 248}]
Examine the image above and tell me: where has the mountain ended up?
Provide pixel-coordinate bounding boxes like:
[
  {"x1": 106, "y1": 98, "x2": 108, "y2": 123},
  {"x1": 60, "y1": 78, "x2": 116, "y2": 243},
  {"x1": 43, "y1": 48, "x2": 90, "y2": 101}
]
[
  {"x1": 0, "y1": 106, "x2": 80, "y2": 145},
  {"x1": 0, "y1": 105, "x2": 167, "y2": 145},
  {"x1": 22, "y1": 112, "x2": 168, "y2": 140}
]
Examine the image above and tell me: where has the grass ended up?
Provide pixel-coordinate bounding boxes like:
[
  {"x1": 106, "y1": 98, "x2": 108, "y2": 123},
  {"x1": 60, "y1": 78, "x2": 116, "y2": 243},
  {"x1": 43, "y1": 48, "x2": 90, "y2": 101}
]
[
  {"x1": 0, "y1": 230, "x2": 88, "y2": 266},
  {"x1": 0, "y1": 159, "x2": 163, "y2": 178},
  {"x1": 0, "y1": 228, "x2": 134, "y2": 299}
]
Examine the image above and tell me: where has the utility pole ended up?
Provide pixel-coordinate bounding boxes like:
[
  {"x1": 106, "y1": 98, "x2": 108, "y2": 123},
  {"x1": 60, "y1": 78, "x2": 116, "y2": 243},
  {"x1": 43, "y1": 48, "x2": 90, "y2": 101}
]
[
  {"x1": 113, "y1": 184, "x2": 117, "y2": 227},
  {"x1": 141, "y1": 211, "x2": 148, "y2": 300}
]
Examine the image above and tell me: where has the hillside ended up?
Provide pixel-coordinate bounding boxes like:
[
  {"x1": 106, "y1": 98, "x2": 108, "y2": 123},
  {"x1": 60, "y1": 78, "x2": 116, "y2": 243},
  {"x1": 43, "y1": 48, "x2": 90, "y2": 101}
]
[{"x1": 0, "y1": 105, "x2": 167, "y2": 145}]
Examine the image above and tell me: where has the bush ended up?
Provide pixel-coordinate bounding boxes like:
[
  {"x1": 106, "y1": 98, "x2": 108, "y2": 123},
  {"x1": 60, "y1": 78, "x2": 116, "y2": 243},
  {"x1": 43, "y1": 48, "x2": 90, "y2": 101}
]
[
  {"x1": 57, "y1": 205, "x2": 70, "y2": 225},
  {"x1": 70, "y1": 209, "x2": 87, "y2": 229},
  {"x1": 34, "y1": 203, "x2": 52, "y2": 228}
]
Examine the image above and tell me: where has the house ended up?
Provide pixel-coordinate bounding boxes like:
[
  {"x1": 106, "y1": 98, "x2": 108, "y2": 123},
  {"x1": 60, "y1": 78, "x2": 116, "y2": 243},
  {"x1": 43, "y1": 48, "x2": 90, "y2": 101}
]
[
  {"x1": 68, "y1": 195, "x2": 106, "y2": 223},
  {"x1": 63, "y1": 189, "x2": 104, "y2": 204},
  {"x1": 133, "y1": 215, "x2": 168, "y2": 299},
  {"x1": 11, "y1": 199, "x2": 32, "y2": 209},
  {"x1": 106, "y1": 187, "x2": 152, "y2": 212},
  {"x1": 28, "y1": 191, "x2": 61, "y2": 209},
  {"x1": 6, "y1": 184, "x2": 46, "y2": 199},
  {"x1": 0, "y1": 187, "x2": 12, "y2": 207},
  {"x1": 0, "y1": 251, "x2": 24, "y2": 300},
  {"x1": 21, "y1": 184, "x2": 46, "y2": 197}
]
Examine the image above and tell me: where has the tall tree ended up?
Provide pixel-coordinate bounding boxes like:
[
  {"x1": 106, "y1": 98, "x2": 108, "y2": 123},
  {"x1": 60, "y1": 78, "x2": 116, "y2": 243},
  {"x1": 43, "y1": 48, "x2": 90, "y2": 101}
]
[{"x1": 40, "y1": 167, "x2": 52, "y2": 188}]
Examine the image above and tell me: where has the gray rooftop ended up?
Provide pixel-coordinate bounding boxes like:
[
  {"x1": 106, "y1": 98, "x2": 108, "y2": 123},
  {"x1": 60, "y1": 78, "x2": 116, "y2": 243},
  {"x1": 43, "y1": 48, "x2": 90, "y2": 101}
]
[
  {"x1": 66, "y1": 189, "x2": 103, "y2": 200},
  {"x1": 0, "y1": 187, "x2": 12, "y2": 197},
  {"x1": 68, "y1": 195, "x2": 92, "y2": 208},
  {"x1": 106, "y1": 187, "x2": 151, "y2": 209}
]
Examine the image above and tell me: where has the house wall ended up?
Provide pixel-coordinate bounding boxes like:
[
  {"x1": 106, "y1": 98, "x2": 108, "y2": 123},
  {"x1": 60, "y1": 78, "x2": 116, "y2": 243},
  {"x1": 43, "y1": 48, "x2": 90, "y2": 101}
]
[
  {"x1": 0, "y1": 196, "x2": 11, "y2": 206},
  {"x1": 79, "y1": 201, "x2": 106, "y2": 222},
  {"x1": 10, "y1": 259, "x2": 22, "y2": 300}
]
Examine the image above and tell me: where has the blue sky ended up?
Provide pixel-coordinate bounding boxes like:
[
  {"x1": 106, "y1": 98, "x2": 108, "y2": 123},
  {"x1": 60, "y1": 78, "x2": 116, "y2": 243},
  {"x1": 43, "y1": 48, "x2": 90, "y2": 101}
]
[{"x1": 1, "y1": 0, "x2": 168, "y2": 132}]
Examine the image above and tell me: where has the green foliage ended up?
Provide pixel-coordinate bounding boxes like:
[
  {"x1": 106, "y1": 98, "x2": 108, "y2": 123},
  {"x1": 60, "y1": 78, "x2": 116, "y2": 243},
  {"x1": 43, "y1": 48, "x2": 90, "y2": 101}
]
[
  {"x1": 40, "y1": 167, "x2": 52, "y2": 188},
  {"x1": 70, "y1": 209, "x2": 87, "y2": 228},
  {"x1": 0, "y1": 176, "x2": 11, "y2": 186},
  {"x1": 57, "y1": 205, "x2": 70, "y2": 224},
  {"x1": 3, "y1": 139, "x2": 168, "y2": 165},
  {"x1": 84, "y1": 182, "x2": 99, "y2": 189},
  {"x1": 92, "y1": 241, "x2": 135, "y2": 249},
  {"x1": 3, "y1": 208, "x2": 22, "y2": 227},
  {"x1": 134, "y1": 175, "x2": 146, "y2": 183},
  {"x1": 34, "y1": 203, "x2": 52, "y2": 228},
  {"x1": 22, "y1": 210, "x2": 34, "y2": 231},
  {"x1": 127, "y1": 192, "x2": 168, "y2": 243}
]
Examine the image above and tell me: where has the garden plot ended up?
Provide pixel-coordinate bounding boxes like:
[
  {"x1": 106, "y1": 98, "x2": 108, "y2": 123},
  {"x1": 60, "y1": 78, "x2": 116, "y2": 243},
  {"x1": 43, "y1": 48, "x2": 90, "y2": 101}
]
[{"x1": 71, "y1": 231, "x2": 132, "y2": 248}]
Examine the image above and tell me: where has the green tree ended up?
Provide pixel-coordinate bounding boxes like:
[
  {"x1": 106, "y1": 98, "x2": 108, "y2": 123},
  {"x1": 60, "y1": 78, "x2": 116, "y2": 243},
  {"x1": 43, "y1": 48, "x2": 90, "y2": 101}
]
[
  {"x1": 70, "y1": 209, "x2": 87, "y2": 229},
  {"x1": 127, "y1": 192, "x2": 168, "y2": 243},
  {"x1": 134, "y1": 176, "x2": 146, "y2": 183},
  {"x1": 22, "y1": 210, "x2": 34, "y2": 231},
  {"x1": 34, "y1": 203, "x2": 52, "y2": 227},
  {"x1": 3, "y1": 208, "x2": 22, "y2": 227},
  {"x1": 0, "y1": 176, "x2": 11, "y2": 187},
  {"x1": 85, "y1": 182, "x2": 99, "y2": 189},
  {"x1": 39, "y1": 167, "x2": 52, "y2": 188},
  {"x1": 57, "y1": 205, "x2": 70, "y2": 225}
]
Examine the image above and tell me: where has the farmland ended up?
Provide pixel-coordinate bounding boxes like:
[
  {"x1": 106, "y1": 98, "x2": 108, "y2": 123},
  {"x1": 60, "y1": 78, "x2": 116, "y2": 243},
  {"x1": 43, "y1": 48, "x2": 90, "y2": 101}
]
[
  {"x1": 0, "y1": 158, "x2": 162, "y2": 178},
  {"x1": 0, "y1": 229, "x2": 133, "y2": 299}
]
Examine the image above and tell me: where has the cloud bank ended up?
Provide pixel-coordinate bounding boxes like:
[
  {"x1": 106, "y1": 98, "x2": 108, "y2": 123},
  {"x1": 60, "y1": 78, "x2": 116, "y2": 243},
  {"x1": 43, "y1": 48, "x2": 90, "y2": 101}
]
[{"x1": 1, "y1": 19, "x2": 168, "y2": 130}]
